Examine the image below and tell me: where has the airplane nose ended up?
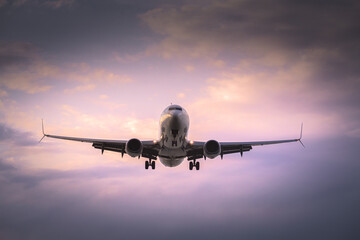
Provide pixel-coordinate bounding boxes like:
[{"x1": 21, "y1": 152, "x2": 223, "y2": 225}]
[
  {"x1": 169, "y1": 112, "x2": 182, "y2": 142},
  {"x1": 170, "y1": 112, "x2": 181, "y2": 129}
]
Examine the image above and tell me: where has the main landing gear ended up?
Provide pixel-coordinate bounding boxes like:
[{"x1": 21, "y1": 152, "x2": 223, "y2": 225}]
[
  {"x1": 145, "y1": 159, "x2": 155, "y2": 170},
  {"x1": 189, "y1": 160, "x2": 200, "y2": 171}
]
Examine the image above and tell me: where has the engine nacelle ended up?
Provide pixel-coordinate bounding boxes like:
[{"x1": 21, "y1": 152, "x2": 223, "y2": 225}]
[
  {"x1": 125, "y1": 138, "x2": 143, "y2": 158},
  {"x1": 203, "y1": 140, "x2": 221, "y2": 159}
]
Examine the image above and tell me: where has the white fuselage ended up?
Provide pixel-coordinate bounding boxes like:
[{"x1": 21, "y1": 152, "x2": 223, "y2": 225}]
[{"x1": 158, "y1": 105, "x2": 190, "y2": 167}]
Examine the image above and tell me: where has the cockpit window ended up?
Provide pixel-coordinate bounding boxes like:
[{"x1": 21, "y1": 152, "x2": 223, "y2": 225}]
[{"x1": 169, "y1": 107, "x2": 182, "y2": 111}]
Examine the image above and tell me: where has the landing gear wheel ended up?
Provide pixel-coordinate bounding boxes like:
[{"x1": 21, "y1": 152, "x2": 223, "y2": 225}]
[
  {"x1": 195, "y1": 161, "x2": 200, "y2": 170},
  {"x1": 151, "y1": 161, "x2": 155, "y2": 170},
  {"x1": 189, "y1": 162, "x2": 194, "y2": 170},
  {"x1": 145, "y1": 161, "x2": 149, "y2": 169}
]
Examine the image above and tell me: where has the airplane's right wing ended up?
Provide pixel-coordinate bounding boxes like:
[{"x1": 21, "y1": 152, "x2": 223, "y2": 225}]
[
  {"x1": 40, "y1": 120, "x2": 160, "y2": 160},
  {"x1": 43, "y1": 132, "x2": 160, "y2": 160}
]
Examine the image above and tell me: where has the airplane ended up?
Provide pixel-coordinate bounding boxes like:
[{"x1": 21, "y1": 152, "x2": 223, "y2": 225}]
[{"x1": 40, "y1": 104, "x2": 304, "y2": 170}]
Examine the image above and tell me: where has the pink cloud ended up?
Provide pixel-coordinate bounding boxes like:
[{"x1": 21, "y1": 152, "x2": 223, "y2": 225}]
[
  {"x1": 64, "y1": 84, "x2": 96, "y2": 94},
  {"x1": 0, "y1": 62, "x2": 54, "y2": 93},
  {"x1": 65, "y1": 67, "x2": 133, "y2": 84},
  {"x1": 185, "y1": 60, "x2": 357, "y2": 141}
]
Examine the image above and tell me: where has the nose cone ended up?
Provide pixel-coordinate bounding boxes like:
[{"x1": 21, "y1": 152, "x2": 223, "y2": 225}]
[{"x1": 169, "y1": 111, "x2": 181, "y2": 129}]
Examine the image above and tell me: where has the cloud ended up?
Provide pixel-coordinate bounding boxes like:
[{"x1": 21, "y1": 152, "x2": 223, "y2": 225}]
[
  {"x1": 58, "y1": 105, "x2": 157, "y2": 139},
  {"x1": 141, "y1": 0, "x2": 360, "y2": 141},
  {"x1": 0, "y1": 89, "x2": 7, "y2": 97},
  {"x1": 114, "y1": 51, "x2": 151, "y2": 63},
  {"x1": 0, "y1": 42, "x2": 132, "y2": 94},
  {"x1": 211, "y1": 59, "x2": 225, "y2": 68},
  {"x1": 0, "y1": 158, "x2": 16, "y2": 172},
  {"x1": 43, "y1": 0, "x2": 74, "y2": 9},
  {"x1": 0, "y1": 42, "x2": 53, "y2": 94},
  {"x1": 0, "y1": 0, "x2": 7, "y2": 8},
  {"x1": 12, "y1": 0, "x2": 27, "y2": 7},
  {"x1": 64, "y1": 84, "x2": 96, "y2": 94},
  {"x1": 0, "y1": 1, "x2": 359, "y2": 239},
  {"x1": 0, "y1": 122, "x2": 37, "y2": 146},
  {"x1": 185, "y1": 60, "x2": 360, "y2": 140},
  {"x1": 0, "y1": 137, "x2": 360, "y2": 239},
  {"x1": 177, "y1": 92, "x2": 185, "y2": 99},
  {"x1": 184, "y1": 65, "x2": 194, "y2": 72},
  {"x1": 99, "y1": 94, "x2": 108, "y2": 100},
  {"x1": 65, "y1": 67, "x2": 133, "y2": 84},
  {"x1": 0, "y1": 157, "x2": 138, "y2": 188},
  {"x1": 1, "y1": 0, "x2": 75, "y2": 8},
  {"x1": 141, "y1": 0, "x2": 360, "y2": 92},
  {"x1": 142, "y1": 1, "x2": 360, "y2": 59},
  {"x1": 0, "y1": 62, "x2": 54, "y2": 94},
  {"x1": 0, "y1": 42, "x2": 38, "y2": 69}
]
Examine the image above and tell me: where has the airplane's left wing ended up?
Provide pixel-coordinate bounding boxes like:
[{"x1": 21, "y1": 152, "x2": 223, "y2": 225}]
[{"x1": 186, "y1": 124, "x2": 303, "y2": 160}]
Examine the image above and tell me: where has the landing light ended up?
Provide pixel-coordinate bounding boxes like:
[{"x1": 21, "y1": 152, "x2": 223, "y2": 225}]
[
  {"x1": 190, "y1": 140, "x2": 194, "y2": 144},
  {"x1": 153, "y1": 140, "x2": 157, "y2": 144}
]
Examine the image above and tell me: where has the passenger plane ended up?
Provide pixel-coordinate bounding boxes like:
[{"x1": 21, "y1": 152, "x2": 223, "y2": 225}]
[{"x1": 40, "y1": 104, "x2": 303, "y2": 170}]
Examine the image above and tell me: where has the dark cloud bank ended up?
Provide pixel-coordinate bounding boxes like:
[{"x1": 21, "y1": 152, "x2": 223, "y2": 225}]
[
  {"x1": 0, "y1": 0, "x2": 170, "y2": 62},
  {"x1": 143, "y1": 0, "x2": 360, "y2": 84},
  {"x1": 0, "y1": 123, "x2": 37, "y2": 146}
]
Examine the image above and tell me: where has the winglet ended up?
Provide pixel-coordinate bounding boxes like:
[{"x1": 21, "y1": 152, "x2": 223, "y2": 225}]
[
  {"x1": 298, "y1": 123, "x2": 305, "y2": 148},
  {"x1": 39, "y1": 119, "x2": 46, "y2": 143}
]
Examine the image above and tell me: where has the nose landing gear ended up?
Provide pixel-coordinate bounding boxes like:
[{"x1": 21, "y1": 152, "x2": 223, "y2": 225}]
[
  {"x1": 145, "y1": 159, "x2": 156, "y2": 170},
  {"x1": 189, "y1": 160, "x2": 200, "y2": 170}
]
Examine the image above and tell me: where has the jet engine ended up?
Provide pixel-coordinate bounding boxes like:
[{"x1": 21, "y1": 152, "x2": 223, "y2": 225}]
[
  {"x1": 203, "y1": 140, "x2": 221, "y2": 159},
  {"x1": 126, "y1": 138, "x2": 143, "y2": 158}
]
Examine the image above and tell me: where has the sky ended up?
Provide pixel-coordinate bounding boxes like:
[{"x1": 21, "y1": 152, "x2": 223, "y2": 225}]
[{"x1": 0, "y1": 0, "x2": 360, "y2": 239}]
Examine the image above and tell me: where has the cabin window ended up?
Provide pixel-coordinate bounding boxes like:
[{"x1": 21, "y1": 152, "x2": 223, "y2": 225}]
[{"x1": 169, "y1": 107, "x2": 182, "y2": 111}]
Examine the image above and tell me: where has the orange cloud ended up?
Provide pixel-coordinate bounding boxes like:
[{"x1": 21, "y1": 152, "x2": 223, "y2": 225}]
[
  {"x1": 65, "y1": 65, "x2": 133, "y2": 84},
  {"x1": 0, "y1": 42, "x2": 54, "y2": 93},
  {"x1": 0, "y1": 61, "x2": 54, "y2": 94},
  {"x1": 184, "y1": 65, "x2": 194, "y2": 72},
  {"x1": 0, "y1": 89, "x2": 7, "y2": 97},
  {"x1": 177, "y1": 92, "x2": 185, "y2": 99}
]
